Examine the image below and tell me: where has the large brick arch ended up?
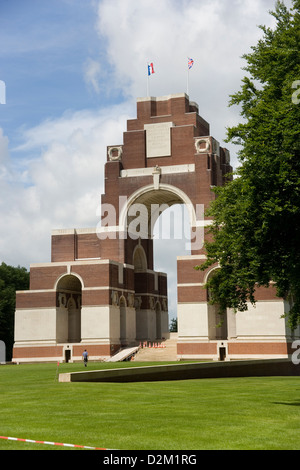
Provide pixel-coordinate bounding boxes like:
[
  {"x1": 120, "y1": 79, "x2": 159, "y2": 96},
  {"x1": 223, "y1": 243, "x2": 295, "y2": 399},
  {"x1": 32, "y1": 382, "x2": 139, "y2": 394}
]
[{"x1": 119, "y1": 184, "x2": 197, "y2": 230}]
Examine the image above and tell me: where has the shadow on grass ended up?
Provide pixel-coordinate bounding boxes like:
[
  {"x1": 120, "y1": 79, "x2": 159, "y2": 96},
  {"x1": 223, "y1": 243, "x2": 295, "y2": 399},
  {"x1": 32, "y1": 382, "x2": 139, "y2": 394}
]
[{"x1": 273, "y1": 401, "x2": 300, "y2": 406}]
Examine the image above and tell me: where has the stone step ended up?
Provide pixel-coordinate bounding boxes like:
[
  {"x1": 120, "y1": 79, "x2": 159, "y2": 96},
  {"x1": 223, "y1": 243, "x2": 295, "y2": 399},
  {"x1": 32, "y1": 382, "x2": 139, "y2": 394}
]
[{"x1": 134, "y1": 336, "x2": 178, "y2": 362}]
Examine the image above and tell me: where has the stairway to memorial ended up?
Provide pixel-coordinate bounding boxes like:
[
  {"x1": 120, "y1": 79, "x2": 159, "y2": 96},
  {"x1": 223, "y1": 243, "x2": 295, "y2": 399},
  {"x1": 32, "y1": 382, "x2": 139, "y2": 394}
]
[{"x1": 134, "y1": 333, "x2": 178, "y2": 362}]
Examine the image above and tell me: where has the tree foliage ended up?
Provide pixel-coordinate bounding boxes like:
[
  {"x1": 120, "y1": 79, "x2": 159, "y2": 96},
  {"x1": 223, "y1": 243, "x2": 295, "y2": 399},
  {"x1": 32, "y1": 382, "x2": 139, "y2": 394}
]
[
  {"x1": 196, "y1": 1, "x2": 300, "y2": 328},
  {"x1": 169, "y1": 317, "x2": 178, "y2": 332},
  {"x1": 0, "y1": 262, "x2": 29, "y2": 360}
]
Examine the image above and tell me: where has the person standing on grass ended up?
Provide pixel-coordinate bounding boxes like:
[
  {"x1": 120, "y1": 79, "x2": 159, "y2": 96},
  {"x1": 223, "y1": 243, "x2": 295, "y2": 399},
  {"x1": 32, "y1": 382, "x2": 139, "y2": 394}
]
[{"x1": 82, "y1": 349, "x2": 88, "y2": 367}]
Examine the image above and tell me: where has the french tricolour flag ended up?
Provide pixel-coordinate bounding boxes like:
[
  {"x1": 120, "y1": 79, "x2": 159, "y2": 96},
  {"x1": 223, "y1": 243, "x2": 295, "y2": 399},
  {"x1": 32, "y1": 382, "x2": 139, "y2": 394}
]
[{"x1": 148, "y1": 63, "x2": 155, "y2": 76}]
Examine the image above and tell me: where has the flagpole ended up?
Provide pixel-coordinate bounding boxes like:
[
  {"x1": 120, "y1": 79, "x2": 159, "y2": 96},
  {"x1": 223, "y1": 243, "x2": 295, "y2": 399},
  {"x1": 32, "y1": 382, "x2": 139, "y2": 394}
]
[
  {"x1": 187, "y1": 58, "x2": 194, "y2": 97},
  {"x1": 147, "y1": 62, "x2": 155, "y2": 97},
  {"x1": 187, "y1": 67, "x2": 189, "y2": 96},
  {"x1": 147, "y1": 70, "x2": 149, "y2": 97}
]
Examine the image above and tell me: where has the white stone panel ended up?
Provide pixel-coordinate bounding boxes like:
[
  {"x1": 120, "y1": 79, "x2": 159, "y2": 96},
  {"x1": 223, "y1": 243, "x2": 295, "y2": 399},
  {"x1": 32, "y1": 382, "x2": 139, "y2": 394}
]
[
  {"x1": 109, "y1": 305, "x2": 121, "y2": 342},
  {"x1": 235, "y1": 301, "x2": 286, "y2": 338},
  {"x1": 136, "y1": 309, "x2": 164, "y2": 341},
  {"x1": 178, "y1": 303, "x2": 209, "y2": 338},
  {"x1": 136, "y1": 309, "x2": 150, "y2": 340},
  {"x1": 14, "y1": 308, "x2": 56, "y2": 342},
  {"x1": 56, "y1": 306, "x2": 68, "y2": 343},
  {"x1": 82, "y1": 305, "x2": 136, "y2": 344},
  {"x1": 144, "y1": 122, "x2": 174, "y2": 158},
  {"x1": 126, "y1": 307, "x2": 137, "y2": 343},
  {"x1": 161, "y1": 310, "x2": 169, "y2": 338},
  {"x1": 121, "y1": 164, "x2": 195, "y2": 178},
  {"x1": 81, "y1": 306, "x2": 111, "y2": 341}
]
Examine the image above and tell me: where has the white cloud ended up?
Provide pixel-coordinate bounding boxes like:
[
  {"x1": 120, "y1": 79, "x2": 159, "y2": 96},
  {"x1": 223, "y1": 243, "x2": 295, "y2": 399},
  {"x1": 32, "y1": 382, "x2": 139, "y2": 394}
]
[
  {"x1": 96, "y1": 0, "x2": 278, "y2": 92},
  {"x1": 95, "y1": 0, "x2": 289, "y2": 168},
  {"x1": 0, "y1": 129, "x2": 10, "y2": 178},
  {"x1": 84, "y1": 58, "x2": 102, "y2": 94},
  {"x1": 0, "y1": 103, "x2": 132, "y2": 267}
]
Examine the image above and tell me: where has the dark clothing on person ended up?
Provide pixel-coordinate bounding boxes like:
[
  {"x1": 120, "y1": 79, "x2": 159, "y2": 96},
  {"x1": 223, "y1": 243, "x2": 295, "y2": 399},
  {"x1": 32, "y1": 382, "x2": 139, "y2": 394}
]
[{"x1": 82, "y1": 350, "x2": 88, "y2": 367}]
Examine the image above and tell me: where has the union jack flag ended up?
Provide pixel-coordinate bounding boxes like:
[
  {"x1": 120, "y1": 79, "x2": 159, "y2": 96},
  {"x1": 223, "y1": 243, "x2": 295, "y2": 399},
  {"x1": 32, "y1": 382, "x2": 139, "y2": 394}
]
[{"x1": 188, "y1": 58, "x2": 194, "y2": 69}]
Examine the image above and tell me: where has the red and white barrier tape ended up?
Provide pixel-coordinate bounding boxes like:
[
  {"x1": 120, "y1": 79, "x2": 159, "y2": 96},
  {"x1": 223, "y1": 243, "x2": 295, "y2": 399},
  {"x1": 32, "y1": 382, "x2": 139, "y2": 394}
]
[{"x1": 0, "y1": 435, "x2": 108, "y2": 450}]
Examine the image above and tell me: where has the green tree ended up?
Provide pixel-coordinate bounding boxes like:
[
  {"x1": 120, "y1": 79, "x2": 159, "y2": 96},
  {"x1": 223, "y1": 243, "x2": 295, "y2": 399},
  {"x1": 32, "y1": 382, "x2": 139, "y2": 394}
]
[
  {"x1": 0, "y1": 263, "x2": 29, "y2": 360},
  {"x1": 196, "y1": 1, "x2": 300, "y2": 328},
  {"x1": 169, "y1": 317, "x2": 178, "y2": 332}
]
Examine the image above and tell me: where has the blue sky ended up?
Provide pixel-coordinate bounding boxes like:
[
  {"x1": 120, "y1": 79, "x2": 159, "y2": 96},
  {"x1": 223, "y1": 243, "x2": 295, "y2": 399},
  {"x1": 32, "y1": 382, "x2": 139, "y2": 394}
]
[
  {"x1": 0, "y1": 0, "x2": 291, "y2": 318},
  {"x1": 1, "y1": 1, "x2": 116, "y2": 145}
]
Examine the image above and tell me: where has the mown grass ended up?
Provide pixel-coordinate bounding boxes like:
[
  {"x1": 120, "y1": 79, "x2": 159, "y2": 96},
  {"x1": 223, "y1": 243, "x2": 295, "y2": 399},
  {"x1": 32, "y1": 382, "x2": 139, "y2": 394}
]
[{"x1": 0, "y1": 361, "x2": 299, "y2": 450}]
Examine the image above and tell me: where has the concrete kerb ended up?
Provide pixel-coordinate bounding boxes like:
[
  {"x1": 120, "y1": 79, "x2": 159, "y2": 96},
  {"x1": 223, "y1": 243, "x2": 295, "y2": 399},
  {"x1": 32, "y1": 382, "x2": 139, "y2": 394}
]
[{"x1": 59, "y1": 358, "x2": 300, "y2": 383}]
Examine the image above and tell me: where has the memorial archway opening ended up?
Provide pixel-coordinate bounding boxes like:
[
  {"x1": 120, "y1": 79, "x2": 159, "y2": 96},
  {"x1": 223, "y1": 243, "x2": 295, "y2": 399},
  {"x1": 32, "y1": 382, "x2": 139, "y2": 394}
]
[{"x1": 56, "y1": 274, "x2": 82, "y2": 344}]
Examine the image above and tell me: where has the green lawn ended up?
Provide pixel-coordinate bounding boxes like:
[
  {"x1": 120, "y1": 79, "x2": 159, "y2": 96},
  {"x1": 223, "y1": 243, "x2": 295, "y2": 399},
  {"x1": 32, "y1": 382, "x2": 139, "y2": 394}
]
[{"x1": 0, "y1": 361, "x2": 299, "y2": 450}]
